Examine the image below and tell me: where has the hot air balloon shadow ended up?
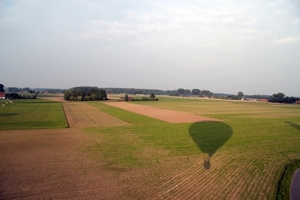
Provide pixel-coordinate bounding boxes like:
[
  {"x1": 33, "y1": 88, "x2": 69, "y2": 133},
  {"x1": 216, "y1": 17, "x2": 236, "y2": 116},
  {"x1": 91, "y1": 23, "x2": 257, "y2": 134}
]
[
  {"x1": 189, "y1": 121, "x2": 232, "y2": 170},
  {"x1": 285, "y1": 121, "x2": 300, "y2": 131}
]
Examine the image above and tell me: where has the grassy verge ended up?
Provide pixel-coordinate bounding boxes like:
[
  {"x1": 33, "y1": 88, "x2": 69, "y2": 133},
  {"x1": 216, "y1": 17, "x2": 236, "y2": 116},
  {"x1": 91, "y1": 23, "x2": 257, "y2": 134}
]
[{"x1": 0, "y1": 99, "x2": 67, "y2": 130}]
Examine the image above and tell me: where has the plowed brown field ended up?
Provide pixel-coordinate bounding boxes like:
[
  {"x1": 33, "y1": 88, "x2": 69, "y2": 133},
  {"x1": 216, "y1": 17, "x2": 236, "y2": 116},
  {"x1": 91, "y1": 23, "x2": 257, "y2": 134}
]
[
  {"x1": 0, "y1": 129, "x2": 124, "y2": 199},
  {"x1": 104, "y1": 102, "x2": 218, "y2": 123},
  {"x1": 63, "y1": 102, "x2": 129, "y2": 128}
]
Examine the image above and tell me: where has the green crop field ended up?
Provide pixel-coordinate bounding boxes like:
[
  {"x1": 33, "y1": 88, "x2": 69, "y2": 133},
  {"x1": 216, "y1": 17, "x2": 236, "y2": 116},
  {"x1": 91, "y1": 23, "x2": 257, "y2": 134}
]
[
  {"x1": 0, "y1": 99, "x2": 67, "y2": 130},
  {"x1": 87, "y1": 97, "x2": 300, "y2": 199}
]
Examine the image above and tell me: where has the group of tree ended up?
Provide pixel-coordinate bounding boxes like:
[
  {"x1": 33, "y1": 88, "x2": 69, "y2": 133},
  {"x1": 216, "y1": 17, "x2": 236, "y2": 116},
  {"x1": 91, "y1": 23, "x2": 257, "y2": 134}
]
[
  {"x1": 8, "y1": 87, "x2": 35, "y2": 93},
  {"x1": 123, "y1": 93, "x2": 158, "y2": 101},
  {"x1": 63, "y1": 86, "x2": 107, "y2": 101},
  {"x1": 268, "y1": 92, "x2": 299, "y2": 104},
  {"x1": 244, "y1": 94, "x2": 270, "y2": 99},
  {"x1": 6, "y1": 87, "x2": 65, "y2": 94},
  {"x1": 0, "y1": 84, "x2": 37, "y2": 99},
  {"x1": 220, "y1": 91, "x2": 244, "y2": 100},
  {"x1": 103, "y1": 88, "x2": 166, "y2": 95},
  {"x1": 99, "y1": 87, "x2": 217, "y2": 97},
  {"x1": 0, "y1": 84, "x2": 4, "y2": 92},
  {"x1": 35, "y1": 88, "x2": 65, "y2": 94},
  {"x1": 5, "y1": 93, "x2": 37, "y2": 99},
  {"x1": 177, "y1": 88, "x2": 213, "y2": 97}
]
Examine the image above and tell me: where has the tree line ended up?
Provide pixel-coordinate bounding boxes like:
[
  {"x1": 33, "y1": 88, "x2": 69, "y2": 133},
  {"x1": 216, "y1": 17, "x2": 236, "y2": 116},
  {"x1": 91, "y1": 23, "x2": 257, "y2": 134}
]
[
  {"x1": 63, "y1": 87, "x2": 107, "y2": 101},
  {"x1": 176, "y1": 88, "x2": 213, "y2": 97},
  {"x1": 268, "y1": 93, "x2": 299, "y2": 104}
]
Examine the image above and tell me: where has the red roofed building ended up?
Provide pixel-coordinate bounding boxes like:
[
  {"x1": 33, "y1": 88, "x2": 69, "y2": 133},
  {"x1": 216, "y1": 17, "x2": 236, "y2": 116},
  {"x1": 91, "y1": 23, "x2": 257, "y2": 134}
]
[
  {"x1": 260, "y1": 98, "x2": 268, "y2": 102},
  {"x1": 0, "y1": 92, "x2": 5, "y2": 99}
]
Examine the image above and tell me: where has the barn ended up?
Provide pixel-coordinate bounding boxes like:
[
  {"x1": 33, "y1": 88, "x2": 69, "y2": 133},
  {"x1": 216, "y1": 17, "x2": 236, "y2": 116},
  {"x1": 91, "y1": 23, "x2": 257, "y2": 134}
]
[{"x1": 0, "y1": 92, "x2": 5, "y2": 99}]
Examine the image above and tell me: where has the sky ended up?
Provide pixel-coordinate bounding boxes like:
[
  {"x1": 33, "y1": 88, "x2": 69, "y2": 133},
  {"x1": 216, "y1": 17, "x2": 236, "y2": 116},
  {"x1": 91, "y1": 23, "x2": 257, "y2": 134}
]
[{"x1": 0, "y1": 0, "x2": 300, "y2": 96}]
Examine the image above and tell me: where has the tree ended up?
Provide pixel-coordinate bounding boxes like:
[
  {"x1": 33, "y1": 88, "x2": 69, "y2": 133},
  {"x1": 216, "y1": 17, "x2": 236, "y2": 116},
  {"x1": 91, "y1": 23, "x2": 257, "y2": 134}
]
[
  {"x1": 237, "y1": 91, "x2": 244, "y2": 100},
  {"x1": 201, "y1": 90, "x2": 211, "y2": 96},
  {"x1": 8, "y1": 87, "x2": 18, "y2": 92},
  {"x1": 90, "y1": 94, "x2": 96, "y2": 101},
  {"x1": 269, "y1": 92, "x2": 285, "y2": 103},
  {"x1": 64, "y1": 86, "x2": 107, "y2": 101},
  {"x1": 150, "y1": 93, "x2": 155, "y2": 98},
  {"x1": 177, "y1": 88, "x2": 184, "y2": 96},
  {"x1": 125, "y1": 93, "x2": 129, "y2": 101},
  {"x1": 0, "y1": 84, "x2": 4, "y2": 92},
  {"x1": 192, "y1": 89, "x2": 201, "y2": 96},
  {"x1": 184, "y1": 89, "x2": 191, "y2": 96}
]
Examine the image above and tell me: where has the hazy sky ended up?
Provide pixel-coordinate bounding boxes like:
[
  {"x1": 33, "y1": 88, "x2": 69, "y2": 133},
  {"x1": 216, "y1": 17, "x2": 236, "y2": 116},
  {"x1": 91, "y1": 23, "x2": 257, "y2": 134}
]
[{"x1": 1, "y1": 0, "x2": 300, "y2": 96}]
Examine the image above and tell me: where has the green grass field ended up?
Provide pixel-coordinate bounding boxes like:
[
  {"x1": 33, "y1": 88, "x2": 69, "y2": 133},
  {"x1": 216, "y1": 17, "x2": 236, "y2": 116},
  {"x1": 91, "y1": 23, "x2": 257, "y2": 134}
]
[
  {"x1": 0, "y1": 99, "x2": 67, "y2": 130},
  {"x1": 87, "y1": 97, "x2": 300, "y2": 199}
]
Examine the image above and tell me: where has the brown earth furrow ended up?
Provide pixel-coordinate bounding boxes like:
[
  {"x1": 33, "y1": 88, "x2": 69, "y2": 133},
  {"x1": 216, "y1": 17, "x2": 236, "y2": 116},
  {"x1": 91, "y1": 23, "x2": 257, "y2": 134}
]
[
  {"x1": 104, "y1": 102, "x2": 219, "y2": 123},
  {"x1": 211, "y1": 159, "x2": 252, "y2": 199},
  {"x1": 123, "y1": 156, "x2": 205, "y2": 199},
  {"x1": 137, "y1": 155, "x2": 232, "y2": 199},
  {"x1": 174, "y1": 159, "x2": 238, "y2": 199},
  {"x1": 262, "y1": 160, "x2": 286, "y2": 198},
  {"x1": 0, "y1": 129, "x2": 125, "y2": 199},
  {"x1": 185, "y1": 154, "x2": 240, "y2": 199},
  {"x1": 226, "y1": 168, "x2": 252, "y2": 199},
  {"x1": 186, "y1": 159, "x2": 236, "y2": 199},
  {"x1": 167, "y1": 159, "x2": 229, "y2": 198},
  {"x1": 232, "y1": 163, "x2": 264, "y2": 199},
  {"x1": 62, "y1": 102, "x2": 129, "y2": 128},
  {"x1": 243, "y1": 162, "x2": 267, "y2": 199},
  {"x1": 128, "y1": 159, "x2": 200, "y2": 199},
  {"x1": 135, "y1": 155, "x2": 228, "y2": 199},
  {"x1": 165, "y1": 156, "x2": 229, "y2": 199},
  {"x1": 231, "y1": 163, "x2": 262, "y2": 200},
  {"x1": 250, "y1": 160, "x2": 281, "y2": 199}
]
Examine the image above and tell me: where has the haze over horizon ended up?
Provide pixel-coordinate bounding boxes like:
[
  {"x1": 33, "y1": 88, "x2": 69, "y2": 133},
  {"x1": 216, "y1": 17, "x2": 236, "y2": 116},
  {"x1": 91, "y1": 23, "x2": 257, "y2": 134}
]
[{"x1": 1, "y1": 0, "x2": 300, "y2": 96}]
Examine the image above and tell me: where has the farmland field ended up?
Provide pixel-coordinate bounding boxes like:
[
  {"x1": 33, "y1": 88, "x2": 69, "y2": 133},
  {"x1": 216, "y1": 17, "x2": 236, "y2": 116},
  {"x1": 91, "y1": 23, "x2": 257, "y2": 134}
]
[
  {"x1": 0, "y1": 99, "x2": 67, "y2": 130},
  {"x1": 1, "y1": 97, "x2": 300, "y2": 199},
  {"x1": 63, "y1": 102, "x2": 129, "y2": 128}
]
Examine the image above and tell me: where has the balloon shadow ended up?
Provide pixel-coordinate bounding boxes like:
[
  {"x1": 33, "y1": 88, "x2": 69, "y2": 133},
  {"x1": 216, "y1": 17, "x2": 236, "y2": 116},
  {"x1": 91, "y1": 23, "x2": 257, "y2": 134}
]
[
  {"x1": 189, "y1": 121, "x2": 233, "y2": 170},
  {"x1": 285, "y1": 121, "x2": 300, "y2": 131}
]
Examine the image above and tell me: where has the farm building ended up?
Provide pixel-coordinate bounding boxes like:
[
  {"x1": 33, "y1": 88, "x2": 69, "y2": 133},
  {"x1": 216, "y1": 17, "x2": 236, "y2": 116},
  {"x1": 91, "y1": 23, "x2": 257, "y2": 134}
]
[
  {"x1": 0, "y1": 92, "x2": 5, "y2": 99},
  {"x1": 296, "y1": 100, "x2": 300, "y2": 104},
  {"x1": 260, "y1": 98, "x2": 268, "y2": 102}
]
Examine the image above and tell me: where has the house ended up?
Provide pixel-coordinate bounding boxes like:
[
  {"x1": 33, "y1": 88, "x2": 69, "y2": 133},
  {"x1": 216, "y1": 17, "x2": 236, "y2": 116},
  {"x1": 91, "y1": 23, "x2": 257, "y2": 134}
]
[
  {"x1": 296, "y1": 100, "x2": 300, "y2": 105},
  {"x1": 0, "y1": 92, "x2": 5, "y2": 99},
  {"x1": 119, "y1": 96, "x2": 133, "y2": 101},
  {"x1": 260, "y1": 98, "x2": 268, "y2": 102}
]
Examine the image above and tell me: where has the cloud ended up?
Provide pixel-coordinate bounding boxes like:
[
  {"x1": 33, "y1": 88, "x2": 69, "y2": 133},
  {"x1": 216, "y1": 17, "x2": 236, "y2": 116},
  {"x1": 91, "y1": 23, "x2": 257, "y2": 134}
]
[{"x1": 273, "y1": 37, "x2": 300, "y2": 44}]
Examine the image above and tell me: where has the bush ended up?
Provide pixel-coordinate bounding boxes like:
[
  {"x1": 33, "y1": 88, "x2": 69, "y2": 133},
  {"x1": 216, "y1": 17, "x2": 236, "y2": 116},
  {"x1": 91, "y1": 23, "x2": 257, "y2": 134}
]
[
  {"x1": 131, "y1": 98, "x2": 158, "y2": 101},
  {"x1": 91, "y1": 94, "x2": 96, "y2": 101},
  {"x1": 83, "y1": 96, "x2": 91, "y2": 101}
]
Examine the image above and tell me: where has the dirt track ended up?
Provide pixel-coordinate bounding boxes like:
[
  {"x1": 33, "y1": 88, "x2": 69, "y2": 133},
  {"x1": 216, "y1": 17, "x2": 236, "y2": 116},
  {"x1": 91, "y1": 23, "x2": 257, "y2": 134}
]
[{"x1": 104, "y1": 102, "x2": 218, "y2": 123}]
